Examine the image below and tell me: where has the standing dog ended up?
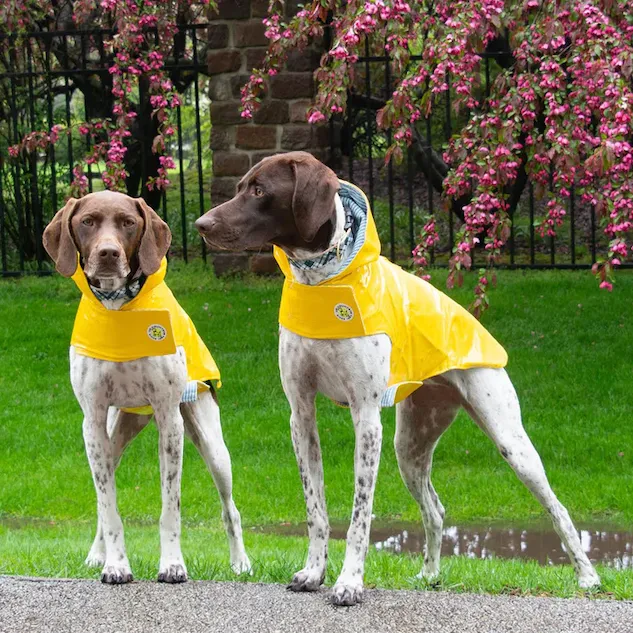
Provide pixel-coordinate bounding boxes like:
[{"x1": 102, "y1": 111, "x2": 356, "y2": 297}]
[
  {"x1": 43, "y1": 191, "x2": 250, "y2": 584},
  {"x1": 195, "y1": 151, "x2": 600, "y2": 605}
]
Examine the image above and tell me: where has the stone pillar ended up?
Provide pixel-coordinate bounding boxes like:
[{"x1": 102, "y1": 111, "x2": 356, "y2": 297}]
[{"x1": 207, "y1": 1, "x2": 329, "y2": 275}]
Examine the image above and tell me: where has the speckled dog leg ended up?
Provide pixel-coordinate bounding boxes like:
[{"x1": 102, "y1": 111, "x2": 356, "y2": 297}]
[
  {"x1": 330, "y1": 403, "x2": 383, "y2": 606},
  {"x1": 85, "y1": 409, "x2": 151, "y2": 568},
  {"x1": 286, "y1": 395, "x2": 329, "y2": 593},
  {"x1": 455, "y1": 367, "x2": 601, "y2": 590},
  {"x1": 82, "y1": 410, "x2": 133, "y2": 584},
  {"x1": 182, "y1": 391, "x2": 251, "y2": 575},
  {"x1": 153, "y1": 399, "x2": 187, "y2": 583}
]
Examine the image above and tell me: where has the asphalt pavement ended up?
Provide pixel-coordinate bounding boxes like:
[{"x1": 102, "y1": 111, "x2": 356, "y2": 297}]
[{"x1": 1, "y1": 576, "x2": 632, "y2": 633}]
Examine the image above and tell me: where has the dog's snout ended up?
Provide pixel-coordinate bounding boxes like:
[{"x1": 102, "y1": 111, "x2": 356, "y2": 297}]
[
  {"x1": 195, "y1": 215, "x2": 216, "y2": 235},
  {"x1": 99, "y1": 244, "x2": 121, "y2": 259},
  {"x1": 99, "y1": 246, "x2": 121, "y2": 259}
]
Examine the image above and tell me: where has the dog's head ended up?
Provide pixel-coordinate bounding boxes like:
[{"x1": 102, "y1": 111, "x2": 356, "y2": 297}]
[
  {"x1": 195, "y1": 151, "x2": 339, "y2": 256},
  {"x1": 43, "y1": 191, "x2": 171, "y2": 283}
]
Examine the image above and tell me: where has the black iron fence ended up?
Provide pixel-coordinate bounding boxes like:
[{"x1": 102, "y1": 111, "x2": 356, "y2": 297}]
[
  {"x1": 0, "y1": 23, "x2": 210, "y2": 277},
  {"x1": 332, "y1": 40, "x2": 628, "y2": 270}
]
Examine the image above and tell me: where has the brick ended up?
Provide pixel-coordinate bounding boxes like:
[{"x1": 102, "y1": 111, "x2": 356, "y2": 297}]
[
  {"x1": 249, "y1": 252, "x2": 280, "y2": 275},
  {"x1": 207, "y1": 50, "x2": 242, "y2": 75},
  {"x1": 270, "y1": 73, "x2": 314, "y2": 99},
  {"x1": 252, "y1": 150, "x2": 286, "y2": 165},
  {"x1": 210, "y1": 126, "x2": 235, "y2": 151},
  {"x1": 210, "y1": 177, "x2": 240, "y2": 204},
  {"x1": 210, "y1": 101, "x2": 247, "y2": 125},
  {"x1": 212, "y1": 252, "x2": 250, "y2": 276},
  {"x1": 234, "y1": 19, "x2": 268, "y2": 48},
  {"x1": 313, "y1": 124, "x2": 330, "y2": 147},
  {"x1": 251, "y1": 0, "x2": 268, "y2": 17},
  {"x1": 253, "y1": 100, "x2": 289, "y2": 124},
  {"x1": 214, "y1": 0, "x2": 250, "y2": 19},
  {"x1": 285, "y1": 48, "x2": 321, "y2": 72},
  {"x1": 230, "y1": 74, "x2": 252, "y2": 99},
  {"x1": 289, "y1": 99, "x2": 312, "y2": 123},
  {"x1": 281, "y1": 125, "x2": 313, "y2": 150},
  {"x1": 213, "y1": 151, "x2": 251, "y2": 177},
  {"x1": 207, "y1": 24, "x2": 229, "y2": 49},
  {"x1": 209, "y1": 76, "x2": 232, "y2": 101},
  {"x1": 245, "y1": 47, "x2": 267, "y2": 70},
  {"x1": 236, "y1": 125, "x2": 277, "y2": 150}
]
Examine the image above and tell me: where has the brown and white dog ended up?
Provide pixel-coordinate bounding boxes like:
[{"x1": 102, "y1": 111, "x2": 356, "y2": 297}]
[
  {"x1": 43, "y1": 191, "x2": 251, "y2": 584},
  {"x1": 195, "y1": 152, "x2": 600, "y2": 605}
]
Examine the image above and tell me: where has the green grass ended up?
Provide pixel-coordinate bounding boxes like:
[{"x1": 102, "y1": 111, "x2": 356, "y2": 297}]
[{"x1": 1, "y1": 266, "x2": 633, "y2": 598}]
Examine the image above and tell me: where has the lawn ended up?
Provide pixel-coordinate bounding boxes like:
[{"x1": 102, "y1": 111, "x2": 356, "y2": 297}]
[{"x1": 1, "y1": 265, "x2": 632, "y2": 598}]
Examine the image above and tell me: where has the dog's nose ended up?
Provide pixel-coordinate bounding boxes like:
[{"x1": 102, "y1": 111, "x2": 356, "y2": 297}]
[
  {"x1": 98, "y1": 245, "x2": 121, "y2": 260},
  {"x1": 195, "y1": 215, "x2": 216, "y2": 235}
]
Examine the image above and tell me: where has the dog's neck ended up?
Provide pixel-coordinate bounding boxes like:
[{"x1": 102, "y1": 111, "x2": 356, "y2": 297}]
[{"x1": 281, "y1": 193, "x2": 354, "y2": 286}]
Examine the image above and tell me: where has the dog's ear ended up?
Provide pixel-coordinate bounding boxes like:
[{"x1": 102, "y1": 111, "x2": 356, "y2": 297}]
[
  {"x1": 43, "y1": 198, "x2": 80, "y2": 277},
  {"x1": 290, "y1": 155, "x2": 339, "y2": 243},
  {"x1": 136, "y1": 198, "x2": 172, "y2": 275}
]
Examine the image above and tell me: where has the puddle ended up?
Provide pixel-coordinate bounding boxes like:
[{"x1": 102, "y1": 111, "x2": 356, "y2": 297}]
[{"x1": 257, "y1": 521, "x2": 633, "y2": 569}]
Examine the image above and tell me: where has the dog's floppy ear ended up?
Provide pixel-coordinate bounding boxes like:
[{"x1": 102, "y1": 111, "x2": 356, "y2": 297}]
[
  {"x1": 43, "y1": 198, "x2": 80, "y2": 277},
  {"x1": 136, "y1": 198, "x2": 172, "y2": 275},
  {"x1": 290, "y1": 155, "x2": 339, "y2": 243}
]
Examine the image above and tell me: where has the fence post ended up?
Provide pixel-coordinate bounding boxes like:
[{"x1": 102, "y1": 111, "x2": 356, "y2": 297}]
[{"x1": 207, "y1": 0, "x2": 329, "y2": 274}]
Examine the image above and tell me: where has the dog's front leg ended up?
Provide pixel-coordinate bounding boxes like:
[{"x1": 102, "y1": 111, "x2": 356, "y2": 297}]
[
  {"x1": 86, "y1": 408, "x2": 152, "y2": 568},
  {"x1": 286, "y1": 395, "x2": 330, "y2": 592},
  {"x1": 82, "y1": 410, "x2": 133, "y2": 584},
  {"x1": 331, "y1": 404, "x2": 383, "y2": 606},
  {"x1": 153, "y1": 400, "x2": 188, "y2": 583}
]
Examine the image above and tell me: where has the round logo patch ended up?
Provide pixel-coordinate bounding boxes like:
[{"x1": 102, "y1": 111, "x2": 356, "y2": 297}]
[
  {"x1": 147, "y1": 324, "x2": 167, "y2": 341},
  {"x1": 334, "y1": 303, "x2": 354, "y2": 322}
]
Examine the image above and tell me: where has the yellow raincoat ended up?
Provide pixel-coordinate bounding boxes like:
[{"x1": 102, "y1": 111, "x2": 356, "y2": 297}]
[
  {"x1": 274, "y1": 181, "x2": 507, "y2": 406},
  {"x1": 70, "y1": 257, "x2": 220, "y2": 414}
]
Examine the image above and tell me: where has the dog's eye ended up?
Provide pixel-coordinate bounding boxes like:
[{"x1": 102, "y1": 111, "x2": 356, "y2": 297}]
[
  {"x1": 122, "y1": 218, "x2": 136, "y2": 228},
  {"x1": 82, "y1": 217, "x2": 94, "y2": 227},
  {"x1": 254, "y1": 186, "x2": 264, "y2": 197}
]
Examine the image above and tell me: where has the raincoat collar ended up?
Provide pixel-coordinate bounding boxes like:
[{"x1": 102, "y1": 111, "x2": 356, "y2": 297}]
[
  {"x1": 274, "y1": 180, "x2": 381, "y2": 285},
  {"x1": 71, "y1": 255, "x2": 167, "y2": 311}
]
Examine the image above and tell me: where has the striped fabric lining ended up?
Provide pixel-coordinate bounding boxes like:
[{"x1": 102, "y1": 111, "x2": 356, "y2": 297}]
[
  {"x1": 181, "y1": 381, "x2": 200, "y2": 403},
  {"x1": 289, "y1": 181, "x2": 369, "y2": 279}
]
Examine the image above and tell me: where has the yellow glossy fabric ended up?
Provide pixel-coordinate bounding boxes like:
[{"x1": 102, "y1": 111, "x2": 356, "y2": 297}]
[
  {"x1": 274, "y1": 181, "x2": 507, "y2": 405},
  {"x1": 70, "y1": 257, "x2": 220, "y2": 413}
]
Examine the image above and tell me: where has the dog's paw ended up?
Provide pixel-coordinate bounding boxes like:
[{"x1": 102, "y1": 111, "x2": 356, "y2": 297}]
[
  {"x1": 579, "y1": 571, "x2": 601, "y2": 590},
  {"x1": 85, "y1": 549, "x2": 106, "y2": 568},
  {"x1": 288, "y1": 568, "x2": 325, "y2": 592},
  {"x1": 231, "y1": 555, "x2": 252, "y2": 576},
  {"x1": 158, "y1": 563, "x2": 188, "y2": 584},
  {"x1": 101, "y1": 564, "x2": 133, "y2": 585},
  {"x1": 415, "y1": 567, "x2": 440, "y2": 583},
  {"x1": 330, "y1": 581, "x2": 363, "y2": 606}
]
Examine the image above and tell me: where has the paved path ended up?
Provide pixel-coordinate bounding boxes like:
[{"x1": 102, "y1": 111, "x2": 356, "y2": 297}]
[{"x1": 1, "y1": 576, "x2": 632, "y2": 633}]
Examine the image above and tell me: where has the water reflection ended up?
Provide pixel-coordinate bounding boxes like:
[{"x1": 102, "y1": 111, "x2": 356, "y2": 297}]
[
  {"x1": 372, "y1": 525, "x2": 633, "y2": 568},
  {"x1": 262, "y1": 522, "x2": 633, "y2": 569}
]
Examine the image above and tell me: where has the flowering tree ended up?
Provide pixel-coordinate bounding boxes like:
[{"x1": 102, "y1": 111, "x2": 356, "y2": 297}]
[
  {"x1": 1, "y1": 0, "x2": 211, "y2": 218},
  {"x1": 242, "y1": 0, "x2": 633, "y2": 313}
]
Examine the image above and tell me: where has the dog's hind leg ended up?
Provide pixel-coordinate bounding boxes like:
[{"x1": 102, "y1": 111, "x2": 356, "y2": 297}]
[
  {"x1": 85, "y1": 408, "x2": 151, "y2": 568},
  {"x1": 181, "y1": 390, "x2": 251, "y2": 575},
  {"x1": 394, "y1": 381, "x2": 460, "y2": 580},
  {"x1": 453, "y1": 366, "x2": 600, "y2": 589}
]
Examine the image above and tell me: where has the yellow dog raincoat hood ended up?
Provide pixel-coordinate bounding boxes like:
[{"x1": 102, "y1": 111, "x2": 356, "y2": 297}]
[
  {"x1": 274, "y1": 180, "x2": 507, "y2": 407},
  {"x1": 70, "y1": 257, "x2": 220, "y2": 413}
]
